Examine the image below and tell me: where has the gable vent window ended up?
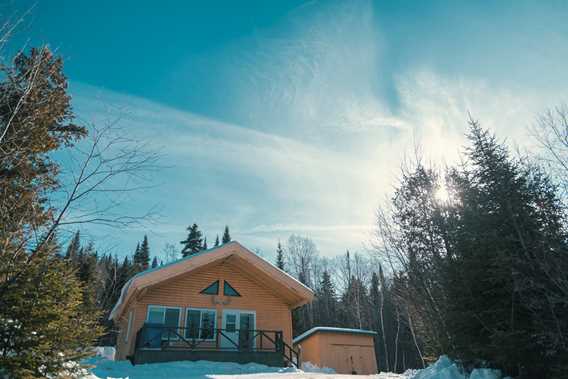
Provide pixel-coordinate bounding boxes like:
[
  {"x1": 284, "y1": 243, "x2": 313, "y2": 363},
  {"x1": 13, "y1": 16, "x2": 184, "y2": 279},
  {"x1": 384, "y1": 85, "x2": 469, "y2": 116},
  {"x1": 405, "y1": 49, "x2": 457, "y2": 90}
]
[
  {"x1": 200, "y1": 280, "x2": 219, "y2": 295},
  {"x1": 223, "y1": 280, "x2": 241, "y2": 297}
]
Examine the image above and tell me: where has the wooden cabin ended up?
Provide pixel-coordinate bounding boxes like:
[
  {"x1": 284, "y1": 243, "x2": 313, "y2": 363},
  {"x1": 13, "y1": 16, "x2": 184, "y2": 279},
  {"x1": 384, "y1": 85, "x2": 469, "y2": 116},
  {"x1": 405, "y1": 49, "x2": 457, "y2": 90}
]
[
  {"x1": 110, "y1": 241, "x2": 314, "y2": 366},
  {"x1": 293, "y1": 327, "x2": 378, "y2": 375}
]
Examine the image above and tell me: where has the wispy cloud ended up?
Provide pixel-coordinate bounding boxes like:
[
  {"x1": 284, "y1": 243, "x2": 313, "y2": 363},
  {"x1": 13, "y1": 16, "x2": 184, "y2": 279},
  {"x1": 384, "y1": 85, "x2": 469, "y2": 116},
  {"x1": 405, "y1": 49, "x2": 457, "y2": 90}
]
[{"x1": 68, "y1": 0, "x2": 566, "y2": 260}]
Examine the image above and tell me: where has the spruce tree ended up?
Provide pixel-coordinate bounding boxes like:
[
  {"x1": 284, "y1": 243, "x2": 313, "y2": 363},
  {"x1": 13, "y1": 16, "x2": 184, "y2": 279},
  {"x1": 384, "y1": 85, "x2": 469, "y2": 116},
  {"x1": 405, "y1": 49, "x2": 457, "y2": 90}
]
[
  {"x1": 203, "y1": 237, "x2": 208, "y2": 250},
  {"x1": 132, "y1": 242, "x2": 141, "y2": 270},
  {"x1": 369, "y1": 272, "x2": 381, "y2": 330},
  {"x1": 214, "y1": 235, "x2": 220, "y2": 247},
  {"x1": 444, "y1": 121, "x2": 568, "y2": 376},
  {"x1": 132, "y1": 236, "x2": 150, "y2": 272},
  {"x1": 0, "y1": 237, "x2": 101, "y2": 377},
  {"x1": 222, "y1": 225, "x2": 231, "y2": 244},
  {"x1": 99, "y1": 254, "x2": 120, "y2": 312},
  {"x1": 65, "y1": 230, "x2": 81, "y2": 261},
  {"x1": 76, "y1": 241, "x2": 98, "y2": 309},
  {"x1": 276, "y1": 241, "x2": 285, "y2": 270},
  {"x1": 151, "y1": 256, "x2": 159, "y2": 268},
  {"x1": 180, "y1": 223, "x2": 203, "y2": 257},
  {"x1": 0, "y1": 48, "x2": 100, "y2": 377},
  {"x1": 315, "y1": 270, "x2": 337, "y2": 326},
  {"x1": 116, "y1": 256, "x2": 133, "y2": 295},
  {"x1": 139, "y1": 235, "x2": 150, "y2": 270}
]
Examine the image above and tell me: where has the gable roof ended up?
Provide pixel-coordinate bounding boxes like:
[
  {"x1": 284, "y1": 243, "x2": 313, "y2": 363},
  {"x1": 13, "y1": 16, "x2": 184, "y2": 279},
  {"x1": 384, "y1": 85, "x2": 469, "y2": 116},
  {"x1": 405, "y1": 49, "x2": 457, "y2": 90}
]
[
  {"x1": 109, "y1": 241, "x2": 314, "y2": 320},
  {"x1": 293, "y1": 327, "x2": 378, "y2": 344}
]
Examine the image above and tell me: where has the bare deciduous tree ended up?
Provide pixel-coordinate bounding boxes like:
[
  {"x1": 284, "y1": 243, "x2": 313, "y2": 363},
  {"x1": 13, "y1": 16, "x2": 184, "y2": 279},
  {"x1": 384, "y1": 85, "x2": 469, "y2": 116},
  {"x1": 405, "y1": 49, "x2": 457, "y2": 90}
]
[
  {"x1": 286, "y1": 234, "x2": 318, "y2": 288},
  {"x1": 530, "y1": 105, "x2": 568, "y2": 196}
]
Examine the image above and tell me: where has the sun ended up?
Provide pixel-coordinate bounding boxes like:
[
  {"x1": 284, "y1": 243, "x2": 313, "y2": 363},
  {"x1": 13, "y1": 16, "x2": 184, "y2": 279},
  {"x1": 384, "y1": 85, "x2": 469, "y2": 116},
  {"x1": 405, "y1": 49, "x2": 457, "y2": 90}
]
[{"x1": 435, "y1": 184, "x2": 451, "y2": 203}]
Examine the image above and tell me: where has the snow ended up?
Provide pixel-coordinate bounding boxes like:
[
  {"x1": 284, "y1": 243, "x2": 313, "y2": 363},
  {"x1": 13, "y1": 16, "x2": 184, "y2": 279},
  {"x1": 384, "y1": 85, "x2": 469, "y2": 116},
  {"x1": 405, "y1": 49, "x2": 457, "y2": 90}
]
[
  {"x1": 79, "y1": 355, "x2": 506, "y2": 379},
  {"x1": 412, "y1": 356, "x2": 505, "y2": 379},
  {"x1": 82, "y1": 358, "x2": 298, "y2": 379},
  {"x1": 300, "y1": 361, "x2": 335, "y2": 374},
  {"x1": 79, "y1": 358, "x2": 410, "y2": 379},
  {"x1": 93, "y1": 346, "x2": 116, "y2": 361},
  {"x1": 413, "y1": 356, "x2": 466, "y2": 379}
]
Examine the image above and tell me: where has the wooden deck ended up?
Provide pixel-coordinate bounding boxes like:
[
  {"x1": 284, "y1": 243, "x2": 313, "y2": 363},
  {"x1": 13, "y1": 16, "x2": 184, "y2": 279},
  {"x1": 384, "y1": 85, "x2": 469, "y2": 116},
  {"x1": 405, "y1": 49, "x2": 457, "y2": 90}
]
[{"x1": 131, "y1": 324, "x2": 299, "y2": 367}]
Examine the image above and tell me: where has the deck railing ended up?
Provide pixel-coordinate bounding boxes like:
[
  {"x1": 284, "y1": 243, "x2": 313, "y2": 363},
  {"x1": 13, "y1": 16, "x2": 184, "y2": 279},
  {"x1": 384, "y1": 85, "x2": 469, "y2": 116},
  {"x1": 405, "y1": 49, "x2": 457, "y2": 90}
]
[{"x1": 134, "y1": 324, "x2": 299, "y2": 367}]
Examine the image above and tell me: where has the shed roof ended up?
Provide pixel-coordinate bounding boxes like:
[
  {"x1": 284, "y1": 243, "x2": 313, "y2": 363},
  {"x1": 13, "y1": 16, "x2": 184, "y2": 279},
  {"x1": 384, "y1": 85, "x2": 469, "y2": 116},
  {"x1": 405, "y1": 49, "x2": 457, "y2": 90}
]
[
  {"x1": 293, "y1": 327, "x2": 378, "y2": 344},
  {"x1": 109, "y1": 241, "x2": 314, "y2": 320}
]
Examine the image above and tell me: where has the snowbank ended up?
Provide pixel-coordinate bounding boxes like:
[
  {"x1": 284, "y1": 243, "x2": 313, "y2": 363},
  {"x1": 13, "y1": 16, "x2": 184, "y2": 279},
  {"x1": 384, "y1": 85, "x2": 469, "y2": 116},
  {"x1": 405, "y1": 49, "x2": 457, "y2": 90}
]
[
  {"x1": 81, "y1": 358, "x2": 299, "y2": 379},
  {"x1": 411, "y1": 356, "x2": 504, "y2": 379},
  {"x1": 300, "y1": 361, "x2": 335, "y2": 374},
  {"x1": 79, "y1": 355, "x2": 504, "y2": 379},
  {"x1": 93, "y1": 346, "x2": 116, "y2": 361}
]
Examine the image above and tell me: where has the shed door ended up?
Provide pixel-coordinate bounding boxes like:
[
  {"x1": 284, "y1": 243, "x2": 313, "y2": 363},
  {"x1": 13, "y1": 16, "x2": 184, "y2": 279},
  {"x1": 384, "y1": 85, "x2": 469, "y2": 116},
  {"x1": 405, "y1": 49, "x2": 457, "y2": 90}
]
[{"x1": 331, "y1": 345, "x2": 369, "y2": 375}]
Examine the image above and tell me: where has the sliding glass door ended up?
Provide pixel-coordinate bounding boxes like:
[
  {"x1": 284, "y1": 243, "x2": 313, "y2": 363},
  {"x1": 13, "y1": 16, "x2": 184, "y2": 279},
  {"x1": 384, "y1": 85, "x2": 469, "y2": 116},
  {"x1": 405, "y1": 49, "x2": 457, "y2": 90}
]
[{"x1": 221, "y1": 310, "x2": 255, "y2": 350}]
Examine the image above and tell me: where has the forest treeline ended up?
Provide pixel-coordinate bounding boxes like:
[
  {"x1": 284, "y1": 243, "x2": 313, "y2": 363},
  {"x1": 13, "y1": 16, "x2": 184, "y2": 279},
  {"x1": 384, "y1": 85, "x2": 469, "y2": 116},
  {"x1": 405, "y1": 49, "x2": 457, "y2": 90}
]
[
  {"x1": 2, "y1": 41, "x2": 568, "y2": 379},
  {"x1": 370, "y1": 121, "x2": 568, "y2": 378},
  {"x1": 61, "y1": 228, "x2": 426, "y2": 374}
]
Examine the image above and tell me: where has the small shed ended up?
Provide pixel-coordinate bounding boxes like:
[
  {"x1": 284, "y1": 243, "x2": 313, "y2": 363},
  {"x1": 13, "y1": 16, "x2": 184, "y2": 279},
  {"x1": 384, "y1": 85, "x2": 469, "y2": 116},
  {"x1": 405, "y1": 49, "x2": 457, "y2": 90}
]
[{"x1": 293, "y1": 327, "x2": 378, "y2": 375}]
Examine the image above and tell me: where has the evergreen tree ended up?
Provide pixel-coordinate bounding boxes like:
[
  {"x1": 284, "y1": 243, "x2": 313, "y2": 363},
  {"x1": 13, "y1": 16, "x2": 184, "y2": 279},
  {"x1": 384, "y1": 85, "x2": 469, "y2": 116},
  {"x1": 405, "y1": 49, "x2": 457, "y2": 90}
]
[
  {"x1": 151, "y1": 256, "x2": 159, "y2": 268},
  {"x1": 315, "y1": 270, "x2": 337, "y2": 326},
  {"x1": 116, "y1": 256, "x2": 132, "y2": 294},
  {"x1": 99, "y1": 254, "x2": 120, "y2": 313},
  {"x1": 214, "y1": 235, "x2": 220, "y2": 247},
  {"x1": 180, "y1": 223, "x2": 203, "y2": 257},
  {"x1": 203, "y1": 237, "x2": 208, "y2": 250},
  {"x1": 0, "y1": 241, "x2": 102, "y2": 377},
  {"x1": 369, "y1": 268, "x2": 401, "y2": 372},
  {"x1": 292, "y1": 270, "x2": 312, "y2": 336},
  {"x1": 132, "y1": 242, "x2": 140, "y2": 268},
  {"x1": 132, "y1": 236, "x2": 150, "y2": 272},
  {"x1": 444, "y1": 121, "x2": 568, "y2": 376},
  {"x1": 376, "y1": 120, "x2": 568, "y2": 376},
  {"x1": 276, "y1": 241, "x2": 285, "y2": 270},
  {"x1": 0, "y1": 48, "x2": 100, "y2": 377},
  {"x1": 222, "y1": 225, "x2": 231, "y2": 244},
  {"x1": 388, "y1": 162, "x2": 451, "y2": 356},
  {"x1": 139, "y1": 235, "x2": 150, "y2": 270},
  {"x1": 341, "y1": 276, "x2": 370, "y2": 329},
  {"x1": 65, "y1": 230, "x2": 81, "y2": 261},
  {"x1": 76, "y1": 241, "x2": 98, "y2": 309}
]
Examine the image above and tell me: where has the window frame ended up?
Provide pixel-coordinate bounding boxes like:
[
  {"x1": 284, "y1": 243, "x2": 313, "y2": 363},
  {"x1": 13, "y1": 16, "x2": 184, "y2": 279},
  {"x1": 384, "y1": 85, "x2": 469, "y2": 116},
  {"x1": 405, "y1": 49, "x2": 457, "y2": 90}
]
[
  {"x1": 145, "y1": 305, "x2": 183, "y2": 340},
  {"x1": 223, "y1": 280, "x2": 241, "y2": 297},
  {"x1": 200, "y1": 280, "x2": 220, "y2": 295},
  {"x1": 221, "y1": 309, "x2": 257, "y2": 349},
  {"x1": 185, "y1": 307, "x2": 217, "y2": 341}
]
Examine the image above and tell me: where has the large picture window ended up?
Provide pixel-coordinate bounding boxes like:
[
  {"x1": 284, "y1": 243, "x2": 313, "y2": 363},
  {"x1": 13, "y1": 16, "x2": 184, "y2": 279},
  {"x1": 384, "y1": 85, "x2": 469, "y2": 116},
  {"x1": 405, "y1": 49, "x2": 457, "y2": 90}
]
[
  {"x1": 146, "y1": 305, "x2": 181, "y2": 340},
  {"x1": 185, "y1": 308, "x2": 216, "y2": 340}
]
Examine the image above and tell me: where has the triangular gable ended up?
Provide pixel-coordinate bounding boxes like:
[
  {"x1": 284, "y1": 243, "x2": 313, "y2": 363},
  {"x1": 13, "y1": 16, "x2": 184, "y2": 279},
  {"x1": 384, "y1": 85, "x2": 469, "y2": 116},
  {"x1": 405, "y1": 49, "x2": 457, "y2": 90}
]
[{"x1": 109, "y1": 241, "x2": 314, "y2": 320}]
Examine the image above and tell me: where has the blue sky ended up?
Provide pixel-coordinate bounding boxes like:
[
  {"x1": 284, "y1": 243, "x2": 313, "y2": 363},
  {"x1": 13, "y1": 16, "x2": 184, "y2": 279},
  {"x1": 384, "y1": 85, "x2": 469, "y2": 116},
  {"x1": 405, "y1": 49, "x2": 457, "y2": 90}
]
[{"x1": 9, "y1": 0, "x2": 568, "y2": 260}]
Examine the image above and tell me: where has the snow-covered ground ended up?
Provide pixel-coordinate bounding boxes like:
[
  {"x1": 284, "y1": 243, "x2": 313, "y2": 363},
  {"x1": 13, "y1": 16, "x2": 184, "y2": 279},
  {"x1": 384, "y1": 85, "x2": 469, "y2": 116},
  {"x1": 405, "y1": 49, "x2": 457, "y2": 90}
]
[
  {"x1": 81, "y1": 349, "x2": 506, "y2": 379},
  {"x1": 81, "y1": 357, "x2": 409, "y2": 379}
]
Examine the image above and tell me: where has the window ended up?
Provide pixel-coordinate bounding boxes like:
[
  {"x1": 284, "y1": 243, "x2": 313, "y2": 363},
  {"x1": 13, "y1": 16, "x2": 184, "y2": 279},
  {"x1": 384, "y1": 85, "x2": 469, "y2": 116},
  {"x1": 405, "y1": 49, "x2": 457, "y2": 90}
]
[
  {"x1": 225, "y1": 314, "x2": 237, "y2": 333},
  {"x1": 146, "y1": 306, "x2": 181, "y2": 340},
  {"x1": 223, "y1": 281, "x2": 241, "y2": 297},
  {"x1": 200, "y1": 280, "x2": 220, "y2": 295},
  {"x1": 185, "y1": 308, "x2": 216, "y2": 340}
]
